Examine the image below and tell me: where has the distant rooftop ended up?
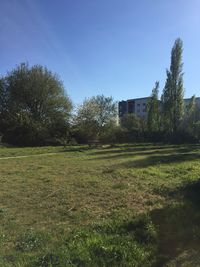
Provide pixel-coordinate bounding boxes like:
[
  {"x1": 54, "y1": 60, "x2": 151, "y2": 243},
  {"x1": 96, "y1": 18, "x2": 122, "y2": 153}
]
[
  {"x1": 120, "y1": 96, "x2": 200, "y2": 103},
  {"x1": 120, "y1": 97, "x2": 150, "y2": 102}
]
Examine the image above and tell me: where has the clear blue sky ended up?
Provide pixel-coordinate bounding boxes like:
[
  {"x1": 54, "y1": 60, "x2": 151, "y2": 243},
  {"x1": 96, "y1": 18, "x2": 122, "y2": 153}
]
[{"x1": 0, "y1": 0, "x2": 200, "y2": 104}]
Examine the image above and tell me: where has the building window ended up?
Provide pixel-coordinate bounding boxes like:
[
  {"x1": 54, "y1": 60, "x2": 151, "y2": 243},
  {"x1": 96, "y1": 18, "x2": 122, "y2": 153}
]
[{"x1": 128, "y1": 101, "x2": 134, "y2": 113}]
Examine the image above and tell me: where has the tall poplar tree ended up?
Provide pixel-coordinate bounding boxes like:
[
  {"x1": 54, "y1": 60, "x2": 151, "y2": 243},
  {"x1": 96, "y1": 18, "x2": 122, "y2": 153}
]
[{"x1": 162, "y1": 38, "x2": 184, "y2": 133}]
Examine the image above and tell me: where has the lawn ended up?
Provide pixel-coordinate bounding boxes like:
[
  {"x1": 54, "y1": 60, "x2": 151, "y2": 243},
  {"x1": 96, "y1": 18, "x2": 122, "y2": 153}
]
[{"x1": 0, "y1": 144, "x2": 200, "y2": 266}]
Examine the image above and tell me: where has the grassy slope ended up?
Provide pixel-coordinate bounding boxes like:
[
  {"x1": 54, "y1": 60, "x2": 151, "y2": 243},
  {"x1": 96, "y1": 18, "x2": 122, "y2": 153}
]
[{"x1": 0, "y1": 144, "x2": 200, "y2": 266}]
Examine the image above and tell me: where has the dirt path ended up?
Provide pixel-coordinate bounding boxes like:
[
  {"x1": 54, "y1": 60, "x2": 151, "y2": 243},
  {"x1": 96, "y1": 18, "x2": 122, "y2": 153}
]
[{"x1": 0, "y1": 152, "x2": 64, "y2": 160}]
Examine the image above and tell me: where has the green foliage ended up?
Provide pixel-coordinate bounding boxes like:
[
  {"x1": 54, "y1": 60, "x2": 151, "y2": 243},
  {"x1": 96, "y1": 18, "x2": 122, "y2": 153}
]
[
  {"x1": 186, "y1": 96, "x2": 196, "y2": 119},
  {"x1": 0, "y1": 63, "x2": 72, "y2": 146},
  {"x1": 193, "y1": 121, "x2": 200, "y2": 141},
  {"x1": 30, "y1": 215, "x2": 157, "y2": 267},
  {"x1": 120, "y1": 113, "x2": 141, "y2": 132},
  {"x1": 180, "y1": 96, "x2": 196, "y2": 139},
  {"x1": 161, "y1": 38, "x2": 184, "y2": 133},
  {"x1": 118, "y1": 114, "x2": 151, "y2": 143},
  {"x1": 15, "y1": 230, "x2": 49, "y2": 252},
  {"x1": 73, "y1": 95, "x2": 117, "y2": 143},
  {"x1": 147, "y1": 81, "x2": 160, "y2": 132},
  {"x1": 31, "y1": 251, "x2": 67, "y2": 267},
  {"x1": 0, "y1": 78, "x2": 9, "y2": 136}
]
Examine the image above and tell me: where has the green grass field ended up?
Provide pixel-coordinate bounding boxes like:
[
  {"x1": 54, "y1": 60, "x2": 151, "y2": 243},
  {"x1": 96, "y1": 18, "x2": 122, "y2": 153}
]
[{"x1": 0, "y1": 144, "x2": 200, "y2": 266}]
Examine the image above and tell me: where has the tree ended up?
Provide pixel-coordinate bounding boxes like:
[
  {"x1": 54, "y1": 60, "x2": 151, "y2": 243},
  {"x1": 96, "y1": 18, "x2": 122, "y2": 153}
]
[
  {"x1": 1, "y1": 63, "x2": 72, "y2": 145},
  {"x1": 0, "y1": 77, "x2": 9, "y2": 136},
  {"x1": 119, "y1": 113, "x2": 146, "y2": 142},
  {"x1": 186, "y1": 95, "x2": 196, "y2": 123},
  {"x1": 91, "y1": 95, "x2": 117, "y2": 134},
  {"x1": 179, "y1": 96, "x2": 196, "y2": 141},
  {"x1": 194, "y1": 100, "x2": 200, "y2": 122},
  {"x1": 73, "y1": 99, "x2": 99, "y2": 143},
  {"x1": 120, "y1": 113, "x2": 141, "y2": 132},
  {"x1": 147, "y1": 81, "x2": 160, "y2": 132},
  {"x1": 74, "y1": 95, "x2": 117, "y2": 143},
  {"x1": 162, "y1": 38, "x2": 184, "y2": 133}
]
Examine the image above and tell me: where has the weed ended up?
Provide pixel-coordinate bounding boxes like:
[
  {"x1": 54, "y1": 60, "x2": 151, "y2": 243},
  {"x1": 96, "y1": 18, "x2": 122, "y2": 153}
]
[{"x1": 15, "y1": 230, "x2": 49, "y2": 252}]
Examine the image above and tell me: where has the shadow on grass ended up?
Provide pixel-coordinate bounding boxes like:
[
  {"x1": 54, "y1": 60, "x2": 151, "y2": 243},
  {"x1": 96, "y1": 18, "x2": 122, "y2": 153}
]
[
  {"x1": 110, "y1": 151, "x2": 200, "y2": 169},
  {"x1": 150, "y1": 179, "x2": 200, "y2": 266},
  {"x1": 62, "y1": 145, "x2": 91, "y2": 153},
  {"x1": 89, "y1": 144, "x2": 178, "y2": 156},
  {"x1": 34, "y1": 179, "x2": 200, "y2": 267},
  {"x1": 154, "y1": 179, "x2": 200, "y2": 206},
  {"x1": 89, "y1": 147, "x2": 200, "y2": 162},
  {"x1": 89, "y1": 144, "x2": 200, "y2": 156},
  {"x1": 4, "y1": 179, "x2": 200, "y2": 267}
]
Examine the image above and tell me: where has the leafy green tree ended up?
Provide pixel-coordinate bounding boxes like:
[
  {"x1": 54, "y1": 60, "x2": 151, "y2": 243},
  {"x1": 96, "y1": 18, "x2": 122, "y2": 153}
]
[
  {"x1": 92, "y1": 95, "x2": 117, "y2": 134},
  {"x1": 119, "y1": 113, "x2": 146, "y2": 142},
  {"x1": 194, "y1": 101, "x2": 200, "y2": 122},
  {"x1": 73, "y1": 99, "x2": 99, "y2": 142},
  {"x1": 147, "y1": 81, "x2": 160, "y2": 132},
  {"x1": 120, "y1": 113, "x2": 141, "y2": 132},
  {"x1": 1, "y1": 63, "x2": 72, "y2": 145},
  {"x1": 193, "y1": 121, "x2": 200, "y2": 141},
  {"x1": 0, "y1": 78, "x2": 9, "y2": 136},
  {"x1": 74, "y1": 95, "x2": 117, "y2": 143},
  {"x1": 162, "y1": 38, "x2": 184, "y2": 133},
  {"x1": 186, "y1": 95, "x2": 195, "y2": 123},
  {"x1": 180, "y1": 96, "x2": 196, "y2": 140}
]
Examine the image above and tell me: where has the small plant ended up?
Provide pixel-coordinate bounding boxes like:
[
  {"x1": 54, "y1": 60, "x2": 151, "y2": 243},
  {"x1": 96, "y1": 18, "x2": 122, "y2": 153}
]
[
  {"x1": 112, "y1": 182, "x2": 129, "y2": 190},
  {"x1": 0, "y1": 208, "x2": 6, "y2": 217},
  {"x1": 32, "y1": 251, "x2": 67, "y2": 267},
  {"x1": 15, "y1": 230, "x2": 49, "y2": 252}
]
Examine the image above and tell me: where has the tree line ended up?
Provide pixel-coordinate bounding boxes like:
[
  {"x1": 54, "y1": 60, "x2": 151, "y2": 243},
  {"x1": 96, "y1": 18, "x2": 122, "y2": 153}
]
[
  {"x1": 0, "y1": 38, "x2": 200, "y2": 146},
  {"x1": 147, "y1": 38, "x2": 200, "y2": 143}
]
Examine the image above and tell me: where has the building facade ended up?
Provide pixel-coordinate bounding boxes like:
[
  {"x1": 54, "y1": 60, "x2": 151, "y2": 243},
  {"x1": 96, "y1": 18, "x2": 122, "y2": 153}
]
[
  {"x1": 118, "y1": 97, "x2": 150, "y2": 119},
  {"x1": 119, "y1": 97, "x2": 200, "y2": 119}
]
